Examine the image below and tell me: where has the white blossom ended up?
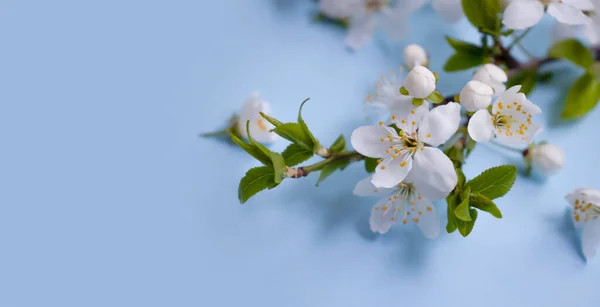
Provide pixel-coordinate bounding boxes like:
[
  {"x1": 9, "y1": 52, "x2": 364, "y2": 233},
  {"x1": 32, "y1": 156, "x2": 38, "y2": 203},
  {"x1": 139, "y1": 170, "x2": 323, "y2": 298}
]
[
  {"x1": 552, "y1": 1, "x2": 600, "y2": 44},
  {"x1": 404, "y1": 66, "x2": 436, "y2": 99},
  {"x1": 459, "y1": 80, "x2": 494, "y2": 112},
  {"x1": 366, "y1": 69, "x2": 430, "y2": 121},
  {"x1": 468, "y1": 85, "x2": 543, "y2": 145},
  {"x1": 503, "y1": 0, "x2": 594, "y2": 30},
  {"x1": 526, "y1": 142, "x2": 565, "y2": 175},
  {"x1": 565, "y1": 188, "x2": 600, "y2": 260},
  {"x1": 406, "y1": 0, "x2": 464, "y2": 23},
  {"x1": 472, "y1": 64, "x2": 508, "y2": 95},
  {"x1": 236, "y1": 93, "x2": 279, "y2": 143},
  {"x1": 353, "y1": 172, "x2": 444, "y2": 238},
  {"x1": 351, "y1": 103, "x2": 461, "y2": 191},
  {"x1": 319, "y1": 0, "x2": 417, "y2": 50},
  {"x1": 403, "y1": 44, "x2": 428, "y2": 69}
]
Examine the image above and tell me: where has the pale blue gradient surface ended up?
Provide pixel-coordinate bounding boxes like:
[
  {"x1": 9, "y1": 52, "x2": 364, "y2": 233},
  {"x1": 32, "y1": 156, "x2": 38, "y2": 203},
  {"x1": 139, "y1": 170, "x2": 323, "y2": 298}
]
[{"x1": 1, "y1": 0, "x2": 599, "y2": 306}]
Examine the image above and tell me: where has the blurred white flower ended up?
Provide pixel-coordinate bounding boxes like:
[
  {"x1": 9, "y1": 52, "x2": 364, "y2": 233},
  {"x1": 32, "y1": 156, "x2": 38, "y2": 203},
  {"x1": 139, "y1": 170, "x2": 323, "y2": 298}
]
[
  {"x1": 565, "y1": 188, "x2": 600, "y2": 260},
  {"x1": 319, "y1": 0, "x2": 417, "y2": 50},
  {"x1": 468, "y1": 85, "x2": 543, "y2": 145},
  {"x1": 236, "y1": 93, "x2": 279, "y2": 143},
  {"x1": 403, "y1": 44, "x2": 429, "y2": 69},
  {"x1": 503, "y1": 0, "x2": 593, "y2": 30},
  {"x1": 526, "y1": 142, "x2": 565, "y2": 175},
  {"x1": 353, "y1": 173, "x2": 443, "y2": 238},
  {"x1": 472, "y1": 64, "x2": 508, "y2": 95},
  {"x1": 351, "y1": 103, "x2": 461, "y2": 190},
  {"x1": 552, "y1": 1, "x2": 600, "y2": 44},
  {"x1": 459, "y1": 80, "x2": 494, "y2": 112},
  {"x1": 404, "y1": 66, "x2": 436, "y2": 99},
  {"x1": 366, "y1": 68, "x2": 430, "y2": 121},
  {"x1": 431, "y1": 0, "x2": 464, "y2": 23}
]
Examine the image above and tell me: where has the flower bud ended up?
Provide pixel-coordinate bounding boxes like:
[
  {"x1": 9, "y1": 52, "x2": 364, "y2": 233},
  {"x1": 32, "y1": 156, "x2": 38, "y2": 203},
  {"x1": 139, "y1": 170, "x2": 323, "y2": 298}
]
[
  {"x1": 459, "y1": 80, "x2": 494, "y2": 112},
  {"x1": 237, "y1": 93, "x2": 279, "y2": 143},
  {"x1": 526, "y1": 143, "x2": 565, "y2": 175},
  {"x1": 404, "y1": 66, "x2": 436, "y2": 99},
  {"x1": 403, "y1": 44, "x2": 428, "y2": 69},
  {"x1": 472, "y1": 64, "x2": 508, "y2": 94}
]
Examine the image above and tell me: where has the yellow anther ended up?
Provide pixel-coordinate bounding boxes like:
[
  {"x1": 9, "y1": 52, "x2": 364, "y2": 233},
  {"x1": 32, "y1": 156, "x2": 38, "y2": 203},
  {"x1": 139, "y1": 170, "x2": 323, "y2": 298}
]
[
  {"x1": 376, "y1": 159, "x2": 381, "y2": 164},
  {"x1": 418, "y1": 211, "x2": 422, "y2": 216},
  {"x1": 401, "y1": 119, "x2": 406, "y2": 124},
  {"x1": 257, "y1": 118, "x2": 268, "y2": 132},
  {"x1": 410, "y1": 110, "x2": 416, "y2": 115},
  {"x1": 392, "y1": 115, "x2": 397, "y2": 120},
  {"x1": 392, "y1": 154, "x2": 398, "y2": 158},
  {"x1": 380, "y1": 138, "x2": 385, "y2": 143},
  {"x1": 381, "y1": 165, "x2": 386, "y2": 170},
  {"x1": 393, "y1": 195, "x2": 398, "y2": 199},
  {"x1": 411, "y1": 121, "x2": 416, "y2": 126},
  {"x1": 379, "y1": 121, "x2": 384, "y2": 126},
  {"x1": 382, "y1": 206, "x2": 389, "y2": 210},
  {"x1": 412, "y1": 217, "x2": 419, "y2": 223},
  {"x1": 403, "y1": 218, "x2": 408, "y2": 225},
  {"x1": 426, "y1": 206, "x2": 432, "y2": 212},
  {"x1": 575, "y1": 199, "x2": 580, "y2": 205},
  {"x1": 418, "y1": 196, "x2": 422, "y2": 200},
  {"x1": 426, "y1": 133, "x2": 431, "y2": 138},
  {"x1": 373, "y1": 189, "x2": 378, "y2": 193},
  {"x1": 410, "y1": 201, "x2": 415, "y2": 205},
  {"x1": 400, "y1": 160, "x2": 407, "y2": 167},
  {"x1": 575, "y1": 214, "x2": 581, "y2": 222},
  {"x1": 507, "y1": 105, "x2": 512, "y2": 109}
]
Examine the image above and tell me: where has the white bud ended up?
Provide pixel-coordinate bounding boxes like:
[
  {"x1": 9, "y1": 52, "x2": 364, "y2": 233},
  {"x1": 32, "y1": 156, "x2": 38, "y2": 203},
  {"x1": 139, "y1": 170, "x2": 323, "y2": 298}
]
[
  {"x1": 527, "y1": 143, "x2": 565, "y2": 175},
  {"x1": 403, "y1": 44, "x2": 428, "y2": 69},
  {"x1": 237, "y1": 93, "x2": 279, "y2": 143},
  {"x1": 404, "y1": 66, "x2": 436, "y2": 99},
  {"x1": 319, "y1": 0, "x2": 362, "y2": 19},
  {"x1": 473, "y1": 64, "x2": 508, "y2": 95},
  {"x1": 459, "y1": 80, "x2": 494, "y2": 112}
]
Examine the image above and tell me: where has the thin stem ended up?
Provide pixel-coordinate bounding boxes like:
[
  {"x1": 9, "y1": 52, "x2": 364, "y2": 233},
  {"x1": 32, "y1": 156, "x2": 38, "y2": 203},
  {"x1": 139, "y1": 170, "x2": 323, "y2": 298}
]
[
  {"x1": 507, "y1": 28, "x2": 532, "y2": 51},
  {"x1": 288, "y1": 150, "x2": 364, "y2": 178},
  {"x1": 489, "y1": 140, "x2": 526, "y2": 154}
]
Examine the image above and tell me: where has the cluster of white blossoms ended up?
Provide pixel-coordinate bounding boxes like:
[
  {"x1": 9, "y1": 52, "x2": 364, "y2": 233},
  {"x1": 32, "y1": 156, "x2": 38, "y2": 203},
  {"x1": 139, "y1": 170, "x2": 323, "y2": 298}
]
[
  {"x1": 354, "y1": 62, "x2": 462, "y2": 238},
  {"x1": 318, "y1": 0, "x2": 464, "y2": 49},
  {"x1": 503, "y1": 0, "x2": 595, "y2": 30},
  {"x1": 566, "y1": 188, "x2": 600, "y2": 259},
  {"x1": 459, "y1": 64, "x2": 508, "y2": 112}
]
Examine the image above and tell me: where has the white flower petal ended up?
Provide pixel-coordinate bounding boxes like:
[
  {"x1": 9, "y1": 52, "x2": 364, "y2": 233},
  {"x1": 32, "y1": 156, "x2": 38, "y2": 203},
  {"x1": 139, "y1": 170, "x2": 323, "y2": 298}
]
[
  {"x1": 582, "y1": 218, "x2": 600, "y2": 260},
  {"x1": 319, "y1": 0, "x2": 363, "y2": 19},
  {"x1": 502, "y1": 0, "x2": 545, "y2": 30},
  {"x1": 345, "y1": 11, "x2": 376, "y2": 50},
  {"x1": 351, "y1": 125, "x2": 396, "y2": 158},
  {"x1": 369, "y1": 199, "x2": 402, "y2": 234},
  {"x1": 415, "y1": 199, "x2": 440, "y2": 239},
  {"x1": 468, "y1": 110, "x2": 495, "y2": 142},
  {"x1": 413, "y1": 147, "x2": 458, "y2": 196},
  {"x1": 563, "y1": 0, "x2": 595, "y2": 11},
  {"x1": 404, "y1": 66, "x2": 436, "y2": 99},
  {"x1": 237, "y1": 94, "x2": 279, "y2": 143},
  {"x1": 371, "y1": 154, "x2": 413, "y2": 188},
  {"x1": 389, "y1": 99, "x2": 430, "y2": 123},
  {"x1": 547, "y1": 3, "x2": 591, "y2": 25},
  {"x1": 418, "y1": 102, "x2": 461, "y2": 147},
  {"x1": 353, "y1": 176, "x2": 394, "y2": 196},
  {"x1": 378, "y1": 8, "x2": 410, "y2": 41},
  {"x1": 407, "y1": 169, "x2": 453, "y2": 201},
  {"x1": 432, "y1": 0, "x2": 464, "y2": 23}
]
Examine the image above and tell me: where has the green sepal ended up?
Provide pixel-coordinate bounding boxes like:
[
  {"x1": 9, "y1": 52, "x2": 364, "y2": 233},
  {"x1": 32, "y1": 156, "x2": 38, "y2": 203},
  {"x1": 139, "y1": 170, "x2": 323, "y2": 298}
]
[
  {"x1": 400, "y1": 86, "x2": 409, "y2": 96},
  {"x1": 329, "y1": 135, "x2": 346, "y2": 153},
  {"x1": 412, "y1": 98, "x2": 424, "y2": 107},
  {"x1": 427, "y1": 91, "x2": 444, "y2": 104}
]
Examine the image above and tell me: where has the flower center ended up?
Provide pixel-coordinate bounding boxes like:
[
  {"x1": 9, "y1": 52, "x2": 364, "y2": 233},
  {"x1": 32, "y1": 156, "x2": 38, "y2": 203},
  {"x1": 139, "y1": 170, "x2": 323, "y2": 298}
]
[
  {"x1": 573, "y1": 197, "x2": 600, "y2": 223},
  {"x1": 364, "y1": 0, "x2": 388, "y2": 12},
  {"x1": 492, "y1": 114, "x2": 517, "y2": 137}
]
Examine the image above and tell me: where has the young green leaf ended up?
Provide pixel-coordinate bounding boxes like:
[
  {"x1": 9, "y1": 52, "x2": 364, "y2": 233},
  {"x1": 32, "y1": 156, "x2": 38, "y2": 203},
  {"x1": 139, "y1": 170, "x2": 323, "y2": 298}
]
[
  {"x1": 466, "y1": 165, "x2": 517, "y2": 199},
  {"x1": 446, "y1": 36, "x2": 485, "y2": 55},
  {"x1": 461, "y1": 0, "x2": 501, "y2": 33},
  {"x1": 548, "y1": 39, "x2": 594, "y2": 69},
  {"x1": 457, "y1": 209, "x2": 478, "y2": 237},
  {"x1": 507, "y1": 69, "x2": 537, "y2": 95},
  {"x1": 246, "y1": 121, "x2": 286, "y2": 183},
  {"x1": 259, "y1": 112, "x2": 283, "y2": 127},
  {"x1": 282, "y1": 143, "x2": 314, "y2": 166},
  {"x1": 561, "y1": 72, "x2": 600, "y2": 120},
  {"x1": 317, "y1": 159, "x2": 350, "y2": 186},
  {"x1": 470, "y1": 192, "x2": 503, "y2": 218},
  {"x1": 455, "y1": 186, "x2": 472, "y2": 221},
  {"x1": 330, "y1": 135, "x2": 346, "y2": 153},
  {"x1": 456, "y1": 168, "x2": 466, "y2": 188},
  {"x1": 364, "y1": 157, "x2": 378, "y2": 173},
  {"x1": 298, "y1": 99, "x2": 320, "y2": 151},
  {"x1": 230, "y1": 132, "x2": 272, "y2": 166},
  {"x1": 272, "y1": 123, "x2": 315, "y2": 150},
  {"x1": 427, "y1": 91, "x2": 444, "y2": 104},
  {"x1": 446, "y1": 193, "x2": 459, "y2": 233},
  {"x1": 238, "y1": 166, "x2": 279, "y2": 203},
  {"x1": 444, "y1": 52, "x2": 485, "y2": 72}
]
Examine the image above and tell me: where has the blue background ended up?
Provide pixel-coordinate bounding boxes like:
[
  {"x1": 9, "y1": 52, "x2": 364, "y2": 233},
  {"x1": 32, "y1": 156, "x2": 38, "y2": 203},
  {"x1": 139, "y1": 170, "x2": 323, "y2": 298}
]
[{"x1": 1, "y1": 0, "x2": 599, "y2": 306}]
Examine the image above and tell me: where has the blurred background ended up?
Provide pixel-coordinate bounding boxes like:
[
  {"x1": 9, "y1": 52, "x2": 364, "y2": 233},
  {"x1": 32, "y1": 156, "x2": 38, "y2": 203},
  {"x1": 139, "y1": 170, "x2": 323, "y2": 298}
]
[{"x1": 0, "y1": 0, "x2": 599, "y2": 306}]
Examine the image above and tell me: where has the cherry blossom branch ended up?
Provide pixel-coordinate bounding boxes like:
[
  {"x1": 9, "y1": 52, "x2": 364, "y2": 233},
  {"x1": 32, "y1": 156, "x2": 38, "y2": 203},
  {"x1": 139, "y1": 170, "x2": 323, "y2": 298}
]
[{"x1": 285, "y1": 150, "x2": 364, "y2": 178}]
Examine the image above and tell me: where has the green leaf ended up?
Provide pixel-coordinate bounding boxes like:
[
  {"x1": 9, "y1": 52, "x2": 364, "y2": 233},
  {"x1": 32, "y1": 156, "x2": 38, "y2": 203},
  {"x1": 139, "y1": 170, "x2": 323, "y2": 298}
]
[
  {"x1": 365, "y1": 157, "x2": 378, "y2": 173},
  {"x1": 298, "y1": 98, "x2": 320, "y2": 151},
  {"x1": 229, "y1": 132, "x2": 272, "y2": 166},
  {"x1": 456, "y1": 168, "x2": 466, "y2": 189},
  {"x1": 501, "y1": 29, "x2": 515, "y2": 36},
  {"x1": 446, "y1": 193, "x2": 459, "y2": 233},
  {"x1": 466, "y1": 165, "x2": 517, "y2": 200},
  {"x1": 457, "y1": 209, "x2": 478, "y2": 237},
  {"x1": 245, "y1": 121, "x2": 286, "y2": 183},
  {"x1": 589, "y1": 62, "x2": 600, "y2": 81},
  {"x1": 317, "y1": 159, "x2": 350, "y2": 186},
  {"x1": 400, "y1": 86, "x2": 409, "y2": 95},
  {"x1": 238, "y1": 166, "x2": 279, "y2": 203},
  {"x1": 548, "y1": 39, "x2": 594, "y2": 69},
  {"x1": 470, "y1": 192, "x2": 503, "y2": 218},
  {"x1": 272, "y1": 123, "x2": 315, "y2": 150},
  {"x1": 282, "y1": 143, "x2": 313, "y2": 166},
  {"x1": 461, "y1": 0, "x2": 501, "y2": 33},
  {"x1": 444, "y1": 52, "x2": 485, "y2": 72},
  {"x1": 259, "y1": 112, "x2": 283, "y2": 127},
  {"x1": 446, "y1": 36, "x2": 485, "y2": 55},
  {"x1": 455, "y1": 187, "x2": 472, "y2": 221},
  {"x1": 330, "y1": 135, "x2": 346, "y2": 153},
  {"x1": 507, "y1": 69, "x2": 537, "y2": 96},
  {"x1": 427, "y1": 91, "x2": 444, "y2": 104},
  {"x1": 561, "y1": 72, "x2": 600, "y2": 120},
  {"x1": 313, "y1": 12, "x2": 349, "y2": 29}
]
